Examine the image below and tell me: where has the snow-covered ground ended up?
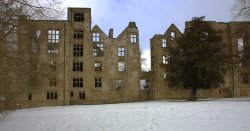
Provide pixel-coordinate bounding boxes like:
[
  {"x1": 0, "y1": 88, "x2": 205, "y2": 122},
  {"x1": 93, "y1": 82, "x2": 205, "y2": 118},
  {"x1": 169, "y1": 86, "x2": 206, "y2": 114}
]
[{"x1": 1, "y1": 98, "x2": 250, "y2": 131}]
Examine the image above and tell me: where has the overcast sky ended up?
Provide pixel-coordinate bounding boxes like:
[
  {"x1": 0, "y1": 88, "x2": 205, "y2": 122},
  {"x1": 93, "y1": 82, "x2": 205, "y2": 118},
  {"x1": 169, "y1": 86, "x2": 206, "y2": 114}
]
[{"x1": 66, "y1": 0, "x2": 235, "y2": 71}]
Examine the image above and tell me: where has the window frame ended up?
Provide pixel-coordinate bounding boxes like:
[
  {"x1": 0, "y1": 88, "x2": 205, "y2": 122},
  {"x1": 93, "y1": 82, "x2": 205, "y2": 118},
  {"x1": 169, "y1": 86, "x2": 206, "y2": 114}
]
[
  {"x1": 73, "y1": 62, "x2": 83, "y2": 72},
  {"x1": 49, "y1": 77, "x2": 57, "y2": 86},
  {"x1": 92, "y1": 33, "x2": 100, "y2": 42},
  {"x1": 118, "y1": 47, "x2": 125, "y2": 57},
  {"x1": 94, "y1": 62, "x2": 102, "y2": 71},
  {"x1": 162, "y1": 39, "x2": 167, "y2": 47},
  {"x1": 74, "y1": 13, "x2": 84, "y2": 22},
  {"x1": 95, "y1": 76, "x2": 102, "y2": 88},
  {"x1": 73, "y1": 78, "x2": 83, "y2": 88},
  {"x1": 48, "y1": 29, "x2": 60, "y2": 43},
  {"x1": 73, "y1": 30, "x2": 84, "y2": 39},
  {"x1": 130, "y1": 34, "x2": 137, "y2": 43},
  {"x1": 73, "y1": 44, "x2": 83, "y2": 57}
]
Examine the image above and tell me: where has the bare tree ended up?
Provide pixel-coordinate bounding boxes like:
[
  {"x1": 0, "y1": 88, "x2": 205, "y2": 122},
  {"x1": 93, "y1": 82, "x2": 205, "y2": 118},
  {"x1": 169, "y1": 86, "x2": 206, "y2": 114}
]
[
  {"x1": 233, "y1": 0, "x2": 250, "y2": 20},
  {"x1": 0, "y1": 0, "x2": 65, "y2": 108}
]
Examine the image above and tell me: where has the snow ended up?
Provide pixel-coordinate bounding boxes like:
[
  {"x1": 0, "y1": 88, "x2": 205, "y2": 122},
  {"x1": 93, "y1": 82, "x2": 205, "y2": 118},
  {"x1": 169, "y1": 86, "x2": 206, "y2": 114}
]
[{"x1": 1, "y1": 98, "x2": 250, "y2": 131}]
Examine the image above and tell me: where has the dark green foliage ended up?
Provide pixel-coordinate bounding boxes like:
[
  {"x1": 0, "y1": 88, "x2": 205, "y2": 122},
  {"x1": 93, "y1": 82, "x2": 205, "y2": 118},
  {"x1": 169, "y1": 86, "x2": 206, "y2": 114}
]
[{"x1": 165, "y1": 17, "x2": 227, "y2": 100}]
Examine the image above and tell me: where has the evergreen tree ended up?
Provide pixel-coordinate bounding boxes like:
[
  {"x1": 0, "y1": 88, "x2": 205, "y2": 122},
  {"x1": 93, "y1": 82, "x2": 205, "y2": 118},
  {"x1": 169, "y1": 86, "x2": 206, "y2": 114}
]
[{"x1": 165, "y1": 17, "x2": 227, "y2": 100}]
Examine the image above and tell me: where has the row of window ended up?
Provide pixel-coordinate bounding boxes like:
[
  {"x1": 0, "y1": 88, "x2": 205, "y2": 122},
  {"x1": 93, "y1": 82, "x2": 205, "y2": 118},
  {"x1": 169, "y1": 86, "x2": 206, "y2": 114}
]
[
  {"x1": 71, "y1": 77, "x2": 102, "y2": 88},
  {"x1": 73, "y1": 44, "x2": 125, "y2": 57},
  {"x1": 92, "y1": 33, "x2": 137, "y2": 43},
  {"x1": 28, "y1": 92, "x2": 86, "y2": 100},
  {"x1": 48, "y1": 60, "x2": 126, "y2": 73},
  {"x1": 72, "y1": 61, "x2": 126, "y2": 72}
]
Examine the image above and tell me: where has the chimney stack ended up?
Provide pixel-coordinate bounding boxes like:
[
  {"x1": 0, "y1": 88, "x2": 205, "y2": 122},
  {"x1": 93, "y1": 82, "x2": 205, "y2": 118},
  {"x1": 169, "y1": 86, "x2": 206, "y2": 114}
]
[{"x1": 109, "y1": 28, "x2": 113, "y2": 39}]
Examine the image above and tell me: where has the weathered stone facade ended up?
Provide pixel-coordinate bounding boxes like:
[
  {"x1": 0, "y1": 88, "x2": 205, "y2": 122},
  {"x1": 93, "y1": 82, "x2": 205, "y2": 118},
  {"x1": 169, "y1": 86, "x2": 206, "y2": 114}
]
[
  {"x1": 1, "y1": 8, "x2": 249, "y2": 110},
  {"x1": 150, "y1": 22, "x2": 250, "y2": 100}
]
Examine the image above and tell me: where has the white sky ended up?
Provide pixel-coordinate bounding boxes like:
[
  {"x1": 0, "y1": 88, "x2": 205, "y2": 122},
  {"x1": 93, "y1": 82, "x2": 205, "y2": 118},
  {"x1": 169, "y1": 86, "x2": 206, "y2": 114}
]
[{"x1": 65, "y1": 0, "x2": 235, "y2": 71}]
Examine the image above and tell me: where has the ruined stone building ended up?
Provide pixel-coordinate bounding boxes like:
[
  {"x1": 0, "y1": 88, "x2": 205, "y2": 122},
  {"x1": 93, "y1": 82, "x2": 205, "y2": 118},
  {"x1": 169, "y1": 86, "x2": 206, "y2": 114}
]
[
  {"x1": 1, "y1": 8, "x2": 249, "y2": 110},
  {"x1": 150, "y1": 21, "x2": 250, "y2": 100}
]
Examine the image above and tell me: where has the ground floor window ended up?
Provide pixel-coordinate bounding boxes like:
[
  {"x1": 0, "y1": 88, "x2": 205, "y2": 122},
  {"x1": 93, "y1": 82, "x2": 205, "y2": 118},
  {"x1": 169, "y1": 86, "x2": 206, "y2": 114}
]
[
  {"x1": 79, "y1": 92, "x2": 85, "y2": 99},
  {"x1": 47, "y1": 92, "x2": 58, "y2": 100}
]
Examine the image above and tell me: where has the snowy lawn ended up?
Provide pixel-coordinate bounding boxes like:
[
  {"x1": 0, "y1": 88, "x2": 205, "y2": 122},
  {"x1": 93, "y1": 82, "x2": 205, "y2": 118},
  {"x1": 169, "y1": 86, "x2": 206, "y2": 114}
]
[{"x1": 1, "y1": 98, "x2": 250, "y2": 131}]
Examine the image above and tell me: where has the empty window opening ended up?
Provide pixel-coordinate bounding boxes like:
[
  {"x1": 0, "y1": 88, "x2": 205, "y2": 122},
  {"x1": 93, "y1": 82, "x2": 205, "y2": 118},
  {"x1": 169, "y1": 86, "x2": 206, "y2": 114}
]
[
  {"x1": 70, "y1": 91, "x2": 74, "y2": 97},
  {"x1": 170, "y1": 32, "x2": 175, "y2": 40},
  {"x1": 49, "y1": 60, "x2": 56, "y2": 70},
  {"x1": 201, "y1": 32, "x2": 208, "y2": 41},
  {"x1": 118, "y1": 47, "x2": 125, "y2": 57},
  {"x1": 79, "y1": 92, "x2": 85, "y2": 99},
  {"x1": 238, "y1": 36, "x2": 244, "y2": 51},
  {"x1": 130, "y1": 34, "x2": 137, "y2": 43},
  {"x1": 162, "y1": 39, "x2": 167, "y2": 47},
  {"x1": 114, "y1": 79, "x2": 122, "y2": 90},
  {"x1": 118, "y1": 61, "x2": 126, "y2": 72},
  {"x1": 73, "y1": 78, "x2": 83, "y2": 87},
  {"x1": 48, "y1": 48, "x2": 59, "y2": 54},
  {"x1": 36, "y1": 30, "x2": 41, "y2": 38},
  {"x1": 73, "y1": 62, "x2": 83, "y2": 71},
  {"x1": 164, "y1": 71, "x2": 167, "y2": 80},
  {"x1": 94, "y1": 62, "x2": 102, "y2": 71},
  {"x1": 74, "y1": 13, "x2": 84, "y2": 22},
  {"x1": 93, "y1": 33, "x2": 100, "y2": 42},
  {"x1": 95, "y1": 76, "x2": 102, "y2": 88},
  {"x1": 73, "y1": 44, "x2": 83, "y2": 57},
  {"x1": 49, "y1": 77, "x2": 56, "y2": 86},
  {"x1": 48, "y1": 30, "x2": 59, "y2": 43},
  {"x1": 140, "y1": 79, "x2": 150, "y2": 90},
  {"x1": 93, "y1": 44, "x2": 104, "y2": 57},
  {"x1": 47, "y1": 92, "x2": 57, "y2": 100},
  {"x1": 162, "y1": 56, "x2": 168, "y2": 64},
  {"x1": 73, "y1": 30, "x2": 84, "y2": 39},
  {"x1": 92, "y1": 49, "x2": 97, "y2": 56}
]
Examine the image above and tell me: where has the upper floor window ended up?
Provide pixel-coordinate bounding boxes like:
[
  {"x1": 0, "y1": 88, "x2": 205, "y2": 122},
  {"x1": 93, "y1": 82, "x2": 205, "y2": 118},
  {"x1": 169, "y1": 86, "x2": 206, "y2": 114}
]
[
  {"x1": 49, "y1": 60, "x2": 56, "y2": 70},
  {"x1": 93, "y1": 33, "x2": 100, "y2": 42},
  {"x1": 118, "y1": 61, "x2": 126, "y2": 72},
  {"x1": 73, "y1": 62, "x2": 83, "y2": 71},
  {"x1": 92, "y1": 49, "x2": 97, "y2": 56},
  {"x1": 162, "y1": 39, "x2": 167, "y2": 47},
  {"x1": 73, "y1": 78, "x2": 83, "y2": 87},
  {"x1": 73, "y1": 30, "x2": 83, "y2": 39},
  {"x1": 94, "y1": 62, "x2": 102, "y2": 71},
  {"x1": 74, "y1": 13, "x2": 84, "y2": 22},
  {"x1": 163, "y1": 56, "x2": 167, "y2": 64},
  {"x1": 95, "y1": 76, "x2": 102, "y2": 88},
  {"x1": 114, "y1": 79, "x2": 122, "y2": 90},
  {"x1": 170, "y1": 32, "x2": 175, "y2": 40},
  {"x1": 73, "y1": 44, "x2": 83, "y2": 57},
  {"x1": 238, "y1": 36, "x2": 244, "y2": 51},
  {"x1": 118, "y1": 47, "x2": 125, "y2": 57},
  {"x1": 48, "y1": 48, "x2": 59, "y2": 54},
  {"x1": 164, "y1": 71, "x2": 167, "y2": 80},
  {"x1": 97, "y1": 44, "x2": 104, "y2": 51},
  {"x1": 93, "y1": 44, "x2": 104, "y2": 57},
  {"x1": 49, "y1": 77, "x2": 56, "y2": 86},
  {"x1": 130, "y1": 34, "x2": 137, "y2": 43},
  {"x1": 48, "y1": 30, "x2": 59, "y2": 43}
]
